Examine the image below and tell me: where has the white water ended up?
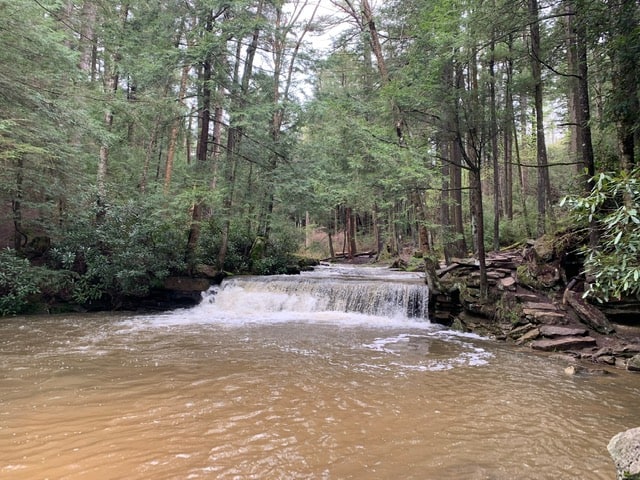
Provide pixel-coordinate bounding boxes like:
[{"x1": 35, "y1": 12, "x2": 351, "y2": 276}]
[{"x1": 203, "y1": 264, "x2": 430, "y2": 320}]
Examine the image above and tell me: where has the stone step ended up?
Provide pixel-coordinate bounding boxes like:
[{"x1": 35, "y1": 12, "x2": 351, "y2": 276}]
[
  {"x1": 531, "y1": 336, "x2": 597, "y2": 352},
  {"x1": 523, "y1": 301, "x2": 558, "y2": 311},
  {"x1": 498, "y1": 277, "x2": 517, "y2": 291},
  {"x1": 515, "y1": 328, "x2": 541, "y2": 345},
  {"x1": 515, "y1": 293, "x2": 540, "y2": 303},
  {"x1": 523, "y1": 309, "x2": 567, "y2": 324}
]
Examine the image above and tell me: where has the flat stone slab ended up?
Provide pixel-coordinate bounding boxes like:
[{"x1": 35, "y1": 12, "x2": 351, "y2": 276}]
[
  {"x1": 499, "y1": 277, "x2": 516, "y2": 290},
  {"x1": 531, "y1": 336, "x2": 597, "y2": 352},
  {"x1": 515, "y1": 328, "x2": 540, "y2": 345},
  {"x1": 523, "y1": 301, "x2": 558, "y2": 311},
  {"x1": 523, "y1": 309, "x2": 567, "y2": 324},
  {"x1": 613, "y1": 344, "x2": 640, "y2": 355},
  {"x1": 539, "y1": 325, "x2": 589, "y2": 338},
  {"x1": 515, "y1": 293, "x2": 540, "y2": 303}
]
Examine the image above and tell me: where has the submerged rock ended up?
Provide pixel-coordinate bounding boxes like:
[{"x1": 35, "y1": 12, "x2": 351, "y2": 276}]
[
  {"x1": 608, "y1": 427, "x2": 640, "y2": 480},
  {"x1": 628, "y1": 355, "x2": 640, "y2": 372},
  {"x1": 563, "y1": 365, "x2": 609, "y2": 376}
]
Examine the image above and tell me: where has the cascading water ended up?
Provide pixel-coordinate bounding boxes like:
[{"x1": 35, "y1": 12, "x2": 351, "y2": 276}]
[{"x1": 200, "y1": 265, "x2": 429, "y2": 321}]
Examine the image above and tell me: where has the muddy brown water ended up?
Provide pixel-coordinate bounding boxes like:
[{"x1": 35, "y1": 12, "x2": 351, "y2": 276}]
[{"x1": 2, "y1": 267, "x2": 639, "y2": 479}]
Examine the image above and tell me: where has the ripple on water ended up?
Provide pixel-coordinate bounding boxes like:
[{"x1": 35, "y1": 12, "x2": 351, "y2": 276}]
[{"x1": 1, "y1": 311, "x2": 639, "y2": 480}]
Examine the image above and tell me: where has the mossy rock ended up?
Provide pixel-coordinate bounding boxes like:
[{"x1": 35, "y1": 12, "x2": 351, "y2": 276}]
[
  {"x1": 516, "y1": 264, "x2": 543, "y2": 290},
  {"x1": 533, "y1": 234, "x2": 556, "y2": 262}
]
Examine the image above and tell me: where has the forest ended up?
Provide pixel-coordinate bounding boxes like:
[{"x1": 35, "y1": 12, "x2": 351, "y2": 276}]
[{"x1": 0, "y1": 0, "x2": 639, "y2": 315}]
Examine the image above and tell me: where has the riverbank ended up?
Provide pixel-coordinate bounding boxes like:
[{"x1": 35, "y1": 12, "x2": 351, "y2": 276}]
[{"x1": 426, "y1": 239, "x2": 640, "y2": 373}]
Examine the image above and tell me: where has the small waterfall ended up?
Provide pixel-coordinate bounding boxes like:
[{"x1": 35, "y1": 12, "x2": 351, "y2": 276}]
[{"x1": 202, "y1": 266, "x2": 429, "y2": 321}]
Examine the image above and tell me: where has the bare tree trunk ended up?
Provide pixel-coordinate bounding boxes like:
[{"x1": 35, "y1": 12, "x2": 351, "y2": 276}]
[
  {"x1": 489, "y1": 36, "x2": 501, "y2": 251},
  {"x1": 373, "y1": 203, "x2": 383, "y2": 257},
  {"x1": 345, "y1": 207, "x2": 357, "y2": 259},
  {"x1": 140, "y1": 125, "x2": 158, "y2": 194},
  {"x1": 503, "y1": 36, "x2": 515, "y2": 221},
  {"x1": 470, "y1": 167, "x2": 488, "y2": 299},
  {"x1": 164, "y1": 63, "x2": 190, "y2": 194},
  {"x1": 186, "y1": 10, "x2": 214, "y2": 270},
  {"x1": 261, "y1": 1, "x2": 320, "y2": 244},
  {"x1": 609, "y1": 0, "x2": 639, "y2": 174},
  {"x1": 440, "y1": 139, "x2": 452, "y2": 264},
  {"x1": 12, "y1": 157, "x2": 25, "y2": 251},
  {"x1": 529, "y1": 0, "x2": 552, "y2": 236},
  {"x1": 97, "y1": 69, "x2": 117, "y2": 218},
  {"x1": 96, "y1": 3, "x2": 129, "y2": 220},
  {"x1": 218, "y1": 8, "x2": 263, "y2": 270},
  {"x1": 79, "y1": 1, "x2": 97, "y2": 78},
  {"x1": 565, "y1": 0, "x2": 581, "y2": 174},
  {"x1": 449, "y1": 63, "x2": 468, "y2": 258}
]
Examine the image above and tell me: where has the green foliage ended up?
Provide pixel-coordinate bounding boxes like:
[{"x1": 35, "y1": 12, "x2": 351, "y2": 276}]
[
  {"x1": 561, "y1": 169, "x2": 640, "y2": 302},
  {"x1": 51, "y1": 195, "x2": 188, "y2": 305},
  {"x1": 0, "y1": 249, "x2": 41, "y2": 315},
  {"x1": 199, "y1": 216, "x2": 302, "y2": 275},
  {"x1": 199, "y1": 219, "x2": 253, "y2": 273}
]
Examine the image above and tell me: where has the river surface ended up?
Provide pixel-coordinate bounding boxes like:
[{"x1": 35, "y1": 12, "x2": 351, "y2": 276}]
[{"x1": 1, "y1": 266, "x2": 639, "y2": 479}]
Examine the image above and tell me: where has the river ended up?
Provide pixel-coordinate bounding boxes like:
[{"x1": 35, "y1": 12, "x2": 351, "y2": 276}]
[{"x1": 1, "y1": 265, "x2": 639, "y2": 479}]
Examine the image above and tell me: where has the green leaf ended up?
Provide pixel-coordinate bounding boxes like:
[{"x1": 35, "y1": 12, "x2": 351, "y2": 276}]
[{"x1": 614, "y1": 230, "x2": 623, "y2": 245}]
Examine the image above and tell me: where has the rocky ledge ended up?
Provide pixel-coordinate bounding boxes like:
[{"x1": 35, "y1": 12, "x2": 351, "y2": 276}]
[{"x1": 429, "y1": 237, "x2": 640, "y2": 372}]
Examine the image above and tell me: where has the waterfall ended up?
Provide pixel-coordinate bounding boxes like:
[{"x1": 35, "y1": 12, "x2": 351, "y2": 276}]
[{"x1": 202, "y1": 266, "x2": 429, "y2": 321}]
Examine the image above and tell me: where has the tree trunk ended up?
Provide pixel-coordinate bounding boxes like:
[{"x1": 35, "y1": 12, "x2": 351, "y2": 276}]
[
  {"x1": 529, "y1": 0, "x2": 552, "y2": 236},
  {"x1": 503, "y1": 35, "x2": 515, "y2": 221},
  {"x1": 218, "y1": 14, "x2": 262, "y2": 269},
  {"x1": 12, "y1": 156, "x2": 25, "y2": 251},
  {"x1": 164, "y1": 63, "x2": 190, "y2": 194},
  {"x1": 609, "y1": 0, "x2": 639, "y2": 174},
  {"x1": 373, "y1": 203, "x2": 383, "y2": 258},
  {"x1": 79, "y1": 0, "x2": 97, "y2": 79},
  {"x1": 186, "y1": 10, "x2": 214, "y2": 270},
  {"x1": 96, "y1": 3, "x2": 129, "y2": 221},
  {"x1": 470, "y1": 167, "x2": 488, "y2": 300},
  {"x1": 140, "y1": 125, "x2": 158, "y2": 194},
  {"x1": 97, "y1": 71, "x2": 117, "y2": 218},
  {"x1": 345, "y1": 207, "x2": 357, "y2": 259},
  {"x1": 489, "y1": 36, "x2": 501, "y2": 251},
  {"x1": 440, "y1": 139, "x2": 452, "y2": 264},
  {"x1": 565, "y1": 0, "x2": 581, "y2": 174}
]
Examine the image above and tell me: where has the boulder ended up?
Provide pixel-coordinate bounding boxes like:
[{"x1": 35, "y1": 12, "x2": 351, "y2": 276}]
[{"x1": 608, "y1": 427, "x2": 640, "y2": 480}]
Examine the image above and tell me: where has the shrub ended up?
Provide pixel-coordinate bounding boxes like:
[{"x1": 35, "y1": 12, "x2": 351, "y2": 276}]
[
  {"x1": 561, "y1": 168, "x2": 640, "y2": 302},
  {"x1": 0, "y1": 249, "x2": 41, "y2": 315},
  {"x1": 52, "y1": 197, "x2": 187, "y2": 306}
]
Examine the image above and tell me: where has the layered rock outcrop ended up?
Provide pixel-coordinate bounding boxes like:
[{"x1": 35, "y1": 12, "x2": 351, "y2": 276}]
[{"x1": 429, "y1": 240, "x2": 640, "y2": 370}]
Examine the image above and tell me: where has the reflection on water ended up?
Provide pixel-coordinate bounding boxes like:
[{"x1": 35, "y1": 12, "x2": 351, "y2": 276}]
[{"x1": 1, "y1": 269, "x2": 639, "y2": 479}]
